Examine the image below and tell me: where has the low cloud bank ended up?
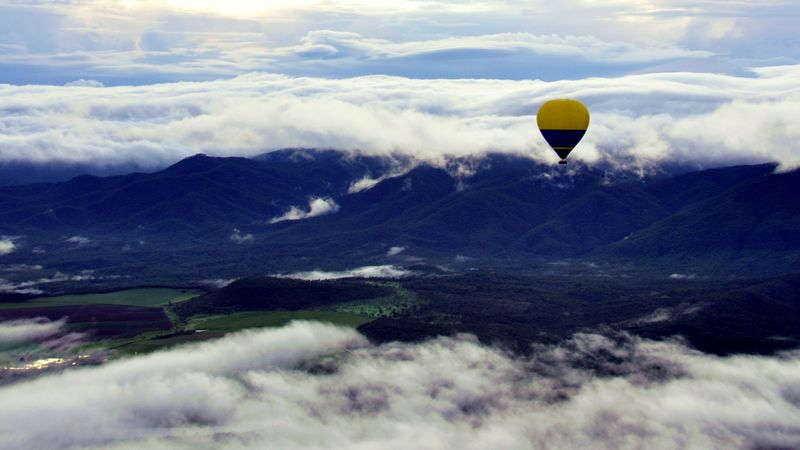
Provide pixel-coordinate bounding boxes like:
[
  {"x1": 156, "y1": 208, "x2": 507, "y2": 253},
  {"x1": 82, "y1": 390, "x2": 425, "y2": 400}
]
[
  {"x1": 0, "y1": 318, "x2": 89, "y2": 381},
  {"x1": 269, "y1": 197, "x2": 340, "y2": 224},
  {"x1": 0, "y1": 318, "x2": 65, "y2": 345},
  {"x1": 0, "y1": 322, "x2": 797, "y2": 449},
  {"x1": 277, "y1": 265, "x2": 412, "y2": 281},
  {"x1": 1, "y1": 67, "x2": 799, "y2": 173}
]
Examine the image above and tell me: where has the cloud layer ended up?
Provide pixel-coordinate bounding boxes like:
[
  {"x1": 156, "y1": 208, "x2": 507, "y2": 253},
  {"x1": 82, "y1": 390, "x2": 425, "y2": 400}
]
[
  {"x1": 0, "y1": 1, "x2": 796, "y2": 84},
  {"x1": 1, "y1": 66, "x2": 799, "y2": 172},
  {"x1": 0, "y1": 322, "x2": 798, "y2": 449}
]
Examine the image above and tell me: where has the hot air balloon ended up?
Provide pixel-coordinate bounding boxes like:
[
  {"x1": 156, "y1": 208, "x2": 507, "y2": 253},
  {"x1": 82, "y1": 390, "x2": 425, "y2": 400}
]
[{"x1": 537, "y1": 99, "x2": 590, "y2": 164}]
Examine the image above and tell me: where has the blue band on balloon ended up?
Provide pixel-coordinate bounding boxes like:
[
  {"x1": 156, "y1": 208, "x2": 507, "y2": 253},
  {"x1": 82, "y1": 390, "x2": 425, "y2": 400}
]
[{"x1": 540, "y1": 129, "x2": 587, "y2": 149}]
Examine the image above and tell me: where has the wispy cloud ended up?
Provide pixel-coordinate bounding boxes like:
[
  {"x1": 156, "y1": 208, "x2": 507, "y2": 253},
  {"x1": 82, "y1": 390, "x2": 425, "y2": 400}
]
[
  {"x1": 277, "y1": 265, "x2": 411, "y2": 280},
  {"x1": 229, "y1": 228, "x2": 254, "y2": 244},
  {"x1": 65, "y1": 236, "x2": 92, "y2": 247},
  {"x1": 669, "y1": 273, "x2": 699, "y2": 280},
  {"x1": 0, "y1": 264, "x2": 43, "y2": 272},
  {"x1": 197, "y1": 279, "x2": 236, "y2": 289},
  {"x1": 269, "y1": 197, "x2": 340, "y2": 224},
  {"x1": 0, "y1": 322, "x2": 797, "y2": 449},
  {"x1": 386, "y1": 246, "x2": 406, "y2": 256},
  {"x1": 0, "y1": 271, "x2": 122, "y2": 295}
]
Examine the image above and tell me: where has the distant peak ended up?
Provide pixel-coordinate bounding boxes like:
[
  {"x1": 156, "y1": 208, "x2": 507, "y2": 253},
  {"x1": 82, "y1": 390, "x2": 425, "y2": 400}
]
[{"x1": 160, "y1": 153, "x2": 220, "y2": 175}]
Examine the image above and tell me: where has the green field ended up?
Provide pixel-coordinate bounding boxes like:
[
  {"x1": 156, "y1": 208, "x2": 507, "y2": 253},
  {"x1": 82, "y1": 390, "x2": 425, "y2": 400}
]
[
  {"x1": 101, "y1": 311, "x2": 371, "y2": 355},
  {"x1": 0, "y1": 288, "x2": 202, "y2": 310},
  {"x1": 1, "y1": 286, "x2": 380, "y2": 357},
  {"x1": 187, "y1": 310, "x2": 374, "y2": 333},
  {"x1": 109, "y1": 331, "x2": 225, "y2": 355}
]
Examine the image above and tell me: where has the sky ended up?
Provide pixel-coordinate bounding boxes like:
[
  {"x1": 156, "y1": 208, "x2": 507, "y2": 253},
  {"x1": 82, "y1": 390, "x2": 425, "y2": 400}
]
[{"x1": 0, "y1": 1, "x2": 798, "y2": 171}]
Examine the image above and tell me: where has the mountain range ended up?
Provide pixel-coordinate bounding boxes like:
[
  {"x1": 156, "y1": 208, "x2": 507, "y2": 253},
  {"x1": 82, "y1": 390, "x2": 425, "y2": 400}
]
[{"x1": 1, "y1": 150, "x2": 798, "y2": 282}]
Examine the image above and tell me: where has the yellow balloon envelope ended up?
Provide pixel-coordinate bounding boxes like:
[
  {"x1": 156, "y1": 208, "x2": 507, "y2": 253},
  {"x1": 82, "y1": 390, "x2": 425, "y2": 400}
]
[{"x1": 537, "y1": 99, "x2": 590, "y2": 164}]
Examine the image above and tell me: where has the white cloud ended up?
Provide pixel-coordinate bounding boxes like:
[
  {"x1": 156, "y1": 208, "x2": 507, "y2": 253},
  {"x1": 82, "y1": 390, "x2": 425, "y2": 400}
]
[
  {"x1": 387, "y1": 246, "x2": 406, "y2": 256},
  {"x1": 0, "y1": 271, "x2": 122, "y2": 295},
  {"x1": 0, "y1": 323, "x2": 798, "y2": 449},
  {"x1": 348, "y1": 161, "x2": 414, "y2": 193},
  {"x1": 348, "y1": 175, "x2": 385, "y2": 193},
  {"x1": 669, "y1": 273, "x2": 699, "y2": 280},
  {"x1": 0, "y1": 0, "x2": 796, "y2": 84},
  {"x1": 0, "y1": 279, "x2": 43, "y2": 295},
  {"x1": 229, "y1": 228, "x2": 254, "y2": 244},
  {"x1": 64, "y1": 79, "x2": 104, "y2": 88},
  {"x1": 278, "y1": 265, "x2": 411, "y2": 280},
  {"x1": 269, "y1": 197, "x2": 340, "y2": 224},
  {"x1": 0, "y1": 67, "x2": 799, "y2": 172},
  {"x1": 0, "y1": 318, "x2": 64, "y2": 345},
  {"x1": 197, "y1": 278, "x2": 236, "y2": 289},
  {"x1": 0, "y1": 238, "x2": 16, "y2": 256},
  {"x1": 0, "y1": 264, "x2": 43, "y2": 272}
]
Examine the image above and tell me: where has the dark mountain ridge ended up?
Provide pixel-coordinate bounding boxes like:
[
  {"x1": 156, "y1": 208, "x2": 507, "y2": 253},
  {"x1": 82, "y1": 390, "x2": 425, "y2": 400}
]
[{"x1": 0, "y1": 150, "x2": 796, "y2": 280}]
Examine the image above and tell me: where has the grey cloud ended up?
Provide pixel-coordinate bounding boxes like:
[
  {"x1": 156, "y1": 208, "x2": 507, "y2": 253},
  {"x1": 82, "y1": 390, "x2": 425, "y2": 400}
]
[
  {"x1": 290, "y1": 31, "x2": 712, "y2": 63},
  {"x1": 1, "y1": 1, "x2": 796, "y2": 84},
  {"x1": 0, "y1": 322, "x2": 797, "y2": 449},
  {"x1": 267, "y1": 31, "x2": 714, "y2": 80}
]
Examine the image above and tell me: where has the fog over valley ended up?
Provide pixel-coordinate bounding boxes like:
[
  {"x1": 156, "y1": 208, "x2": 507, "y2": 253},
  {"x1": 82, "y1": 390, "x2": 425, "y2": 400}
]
[{"x1": 1, "y1": 322, "x2": 799, "y2": 449}]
